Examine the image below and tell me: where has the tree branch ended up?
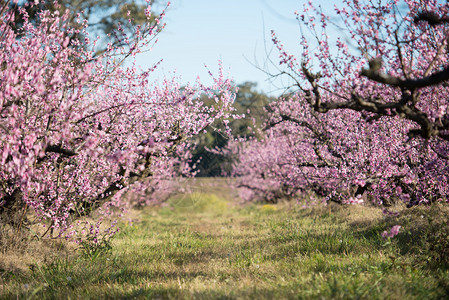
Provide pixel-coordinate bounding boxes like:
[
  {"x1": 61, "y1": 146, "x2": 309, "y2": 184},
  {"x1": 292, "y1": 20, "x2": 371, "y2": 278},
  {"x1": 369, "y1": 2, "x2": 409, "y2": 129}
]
[
  {"x1": 45, "y1": 144, "x2": 77, "y2": 156},
  {"x1": 361, "y1": 64, "x2": 449, "y2": 90}
]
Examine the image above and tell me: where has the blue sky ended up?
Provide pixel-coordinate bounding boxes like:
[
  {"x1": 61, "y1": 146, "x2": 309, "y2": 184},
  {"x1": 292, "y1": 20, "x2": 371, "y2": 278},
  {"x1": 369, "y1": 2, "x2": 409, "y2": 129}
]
[{"x1": 135, "y1": 0, "x2": 338, "y2": 95}]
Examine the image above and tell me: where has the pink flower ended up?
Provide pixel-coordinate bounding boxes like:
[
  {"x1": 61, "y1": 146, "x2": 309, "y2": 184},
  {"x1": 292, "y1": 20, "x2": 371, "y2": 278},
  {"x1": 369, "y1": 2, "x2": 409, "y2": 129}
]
[{"x1": 382, "y1": 225, "x2": 401, "y2": 239}]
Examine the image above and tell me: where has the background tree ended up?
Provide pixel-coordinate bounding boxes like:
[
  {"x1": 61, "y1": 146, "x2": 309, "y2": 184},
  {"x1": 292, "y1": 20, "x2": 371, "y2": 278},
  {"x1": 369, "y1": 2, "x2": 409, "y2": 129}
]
[
  {"x1": 10, "y1": 0, "x2": 161, "y2": 51},
  {"x1": 189, "y1": 82, "x2": 274, "y2": 177}
]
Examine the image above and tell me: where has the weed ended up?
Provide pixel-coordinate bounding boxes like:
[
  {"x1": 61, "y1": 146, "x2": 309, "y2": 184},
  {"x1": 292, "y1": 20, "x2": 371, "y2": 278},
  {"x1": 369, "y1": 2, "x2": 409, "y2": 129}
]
[{"x1": 78, "y1": 234, "x2": 113, "y2": 259}]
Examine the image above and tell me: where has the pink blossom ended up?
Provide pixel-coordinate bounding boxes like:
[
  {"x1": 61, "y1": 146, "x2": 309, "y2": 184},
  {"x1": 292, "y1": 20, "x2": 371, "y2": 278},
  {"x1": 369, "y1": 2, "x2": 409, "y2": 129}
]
[{"x1": 382, "y1": 225, "x2": 401, "y2": 239}]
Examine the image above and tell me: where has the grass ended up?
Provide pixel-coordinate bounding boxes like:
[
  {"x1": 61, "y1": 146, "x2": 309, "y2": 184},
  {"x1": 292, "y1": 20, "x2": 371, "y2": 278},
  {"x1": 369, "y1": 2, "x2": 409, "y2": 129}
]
[{"x1": 1, "y1": 179, "x2": 449, "y2": 299}]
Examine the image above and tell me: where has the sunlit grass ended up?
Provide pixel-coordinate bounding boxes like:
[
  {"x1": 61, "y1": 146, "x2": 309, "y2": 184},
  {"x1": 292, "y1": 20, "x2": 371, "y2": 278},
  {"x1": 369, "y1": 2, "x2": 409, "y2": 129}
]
[{"x1": 1, "y1": 187, "x2": 449, "y2": 299}]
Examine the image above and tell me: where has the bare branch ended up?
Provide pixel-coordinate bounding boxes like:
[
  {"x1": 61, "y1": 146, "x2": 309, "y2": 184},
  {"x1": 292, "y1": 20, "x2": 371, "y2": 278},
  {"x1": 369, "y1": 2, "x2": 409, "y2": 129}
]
[{"x1": 45, "y1": 144, "x2": 77, "y2": 156}]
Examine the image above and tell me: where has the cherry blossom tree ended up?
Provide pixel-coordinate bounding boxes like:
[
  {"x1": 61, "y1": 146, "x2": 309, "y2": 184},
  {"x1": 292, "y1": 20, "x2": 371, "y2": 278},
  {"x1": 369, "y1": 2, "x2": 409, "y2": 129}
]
[
  {"x1": 230, "y1": 0, "x2": 448, "y2": 207},
  {"x1": 0, "y1": 0, "x2": 235, "y2": 242}
]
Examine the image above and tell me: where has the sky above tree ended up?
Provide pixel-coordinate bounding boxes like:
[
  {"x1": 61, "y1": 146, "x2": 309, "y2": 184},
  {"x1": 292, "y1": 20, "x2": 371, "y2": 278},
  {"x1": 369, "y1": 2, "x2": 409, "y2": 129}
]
[{"x1": 136, "y1": 0, "x2": 338, "y2": 95}]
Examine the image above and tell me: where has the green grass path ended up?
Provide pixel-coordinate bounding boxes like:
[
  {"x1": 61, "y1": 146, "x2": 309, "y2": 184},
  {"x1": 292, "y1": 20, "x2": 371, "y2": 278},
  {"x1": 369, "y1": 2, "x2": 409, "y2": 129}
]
[{"x1": 2, "y1": 184, "x2": 449, "y2": 299}]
